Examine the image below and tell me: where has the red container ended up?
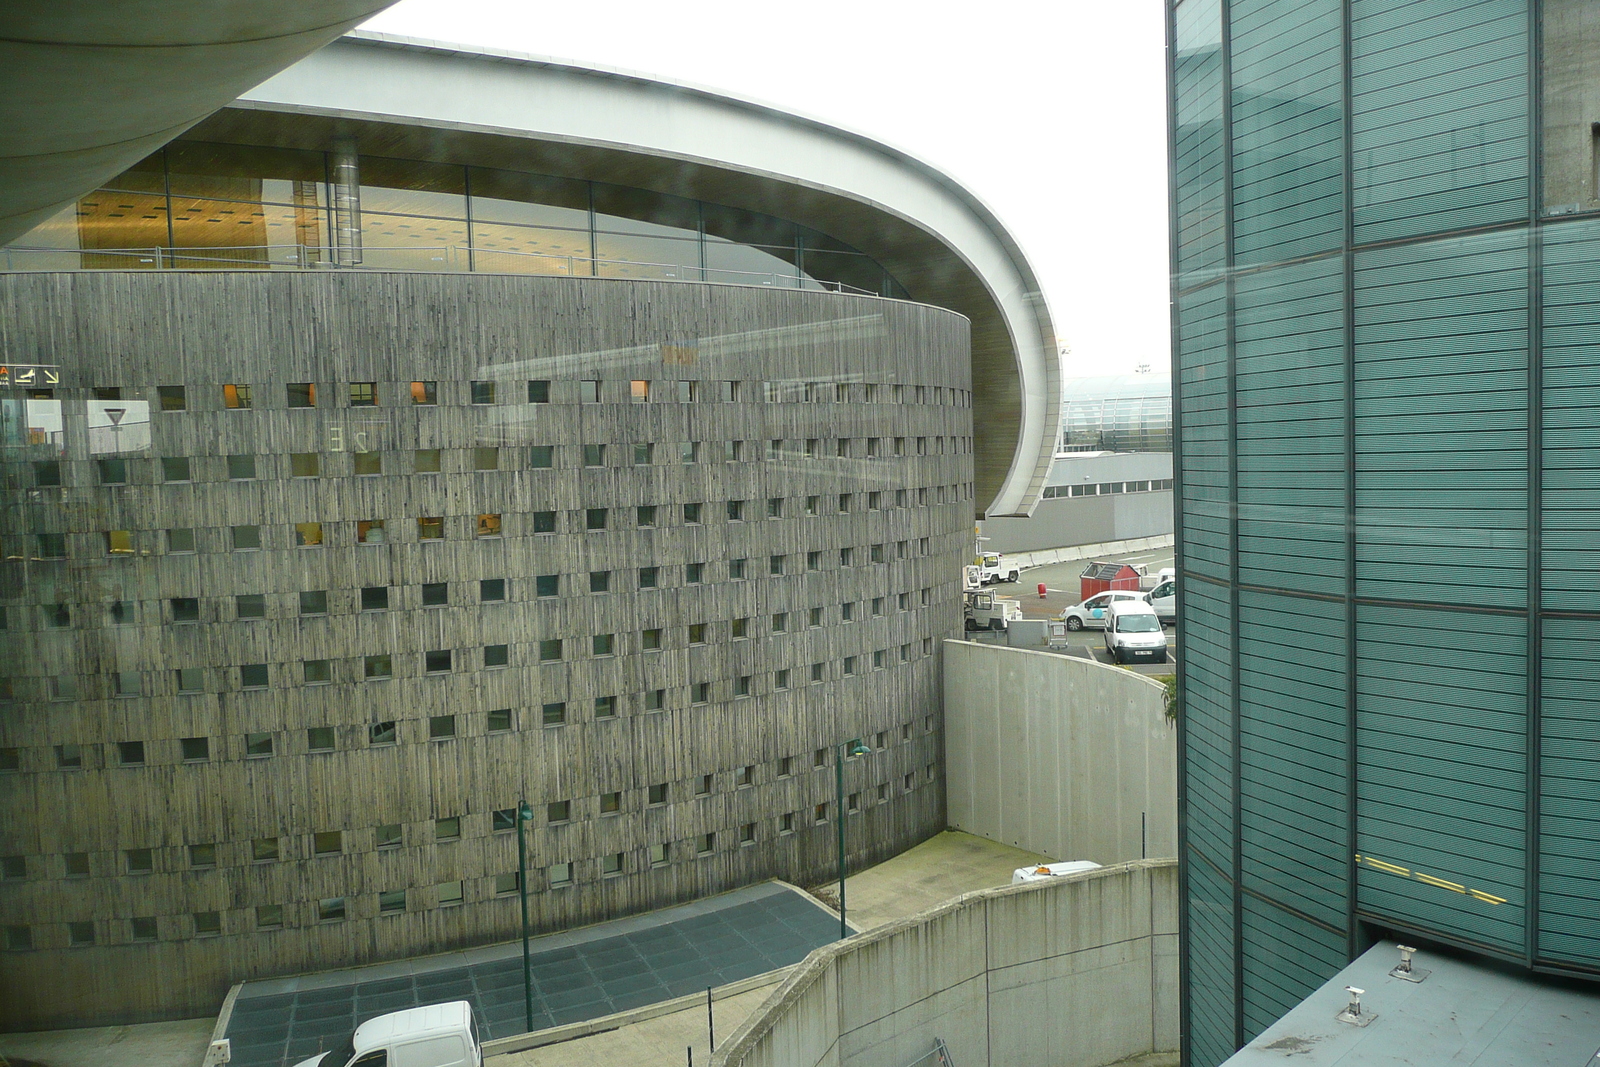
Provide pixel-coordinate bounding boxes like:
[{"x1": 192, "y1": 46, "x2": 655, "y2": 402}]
[{"x1": 1079, "y1": 561, "x2": 1142, "y2": 601}]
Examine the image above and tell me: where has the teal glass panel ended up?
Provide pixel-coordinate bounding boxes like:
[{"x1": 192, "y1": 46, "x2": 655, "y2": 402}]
[
  {"x1": 1177, "y1": 281, "x2": 1231, "y2": 581},
  {"x1": 1352, "y1": 229, "x2": 1528, "y2": 606},
  {"x1": 1350, "y1": 0, "x2": 1529, "y2": 243},
  {"x1": 1229, "y1": 0, "x2": 1345, "y2": 265},
  {"x1": 1539, "y1": 619, "x2": 1600, "y2": 966},
  {"x1": 1174, "y1": 0, "x2": 1228, "y2": 284}
]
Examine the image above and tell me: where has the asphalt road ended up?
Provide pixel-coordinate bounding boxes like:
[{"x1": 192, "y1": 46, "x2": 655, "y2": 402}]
[{"x1": 966, "y1": 547, "x2": 1178, "y2": 677}]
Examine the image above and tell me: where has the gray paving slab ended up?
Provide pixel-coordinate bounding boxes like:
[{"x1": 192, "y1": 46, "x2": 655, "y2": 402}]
[{"x1": 223, "y1": 881, "x2": 838, "y2": 1067}]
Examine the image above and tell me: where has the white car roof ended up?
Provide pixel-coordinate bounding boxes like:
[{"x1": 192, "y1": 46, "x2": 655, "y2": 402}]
[
  {"x1": 1107, "y1": 600, "x2": 1158, "y2": 615},
  {"x1": 354, "y1": 1000, "x2": 473, "y2": 1051}
]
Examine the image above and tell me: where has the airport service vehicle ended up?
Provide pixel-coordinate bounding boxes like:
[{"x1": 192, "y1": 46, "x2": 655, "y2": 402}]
[
  {"x1": 1055, "y1": 589, "x2": 1146, "y2": 631},
  {"x1": 292, "y1": 1001, "x2": 482, "y2": 1067},
  {"x1": 1144, "y1": 578, "x2": 1175, "y2": 624},
  {"x1": 1011, "y1": 860, "x2": 1102, "y2": 884},
  {"x1": 965, "y1": 590, "x2": 1023, "y2": 631},
  {"x1": 1103, "y1": 600, "x2": 1169, "y2": 664},
  {"x1": 974, "y1": 552, "x2": 1021, "y2": 584}
]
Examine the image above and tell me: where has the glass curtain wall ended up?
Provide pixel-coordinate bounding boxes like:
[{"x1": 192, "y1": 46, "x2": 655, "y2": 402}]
[{"x1": 1, "y1": 141, "x2": 909, "y2": 298}]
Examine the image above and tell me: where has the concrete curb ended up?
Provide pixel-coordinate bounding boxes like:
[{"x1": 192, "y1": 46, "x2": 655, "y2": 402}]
[
  {"x1": 483, "y1": 968, "x2": 791, "y2": 1058},
  {"x1": 204, "y1": 984, "x2": 242, "y2": 1066}
]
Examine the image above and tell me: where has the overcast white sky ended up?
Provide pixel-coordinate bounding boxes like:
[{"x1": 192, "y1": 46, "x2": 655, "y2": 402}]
[{"x1": 363, "y1": 1, "x2": 1172, "y2": 377}]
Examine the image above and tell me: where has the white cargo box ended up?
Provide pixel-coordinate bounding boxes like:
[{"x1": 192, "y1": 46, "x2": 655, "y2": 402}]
[{"x1": 1010, "y1": 860, "x2": 1102, "y2": 885}]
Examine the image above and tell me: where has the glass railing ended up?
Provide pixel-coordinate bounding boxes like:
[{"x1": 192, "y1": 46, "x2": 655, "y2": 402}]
[{"x1": 0, "y1": 243, "x2": 880, "y2": 296}]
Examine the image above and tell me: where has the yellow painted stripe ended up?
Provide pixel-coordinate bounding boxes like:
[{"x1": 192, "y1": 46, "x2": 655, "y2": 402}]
[
  {"x1": 1354, "y1": 853, "x2": 1504, "y2": 906},
  {"x1": 1415, "y1": 873, "x2": 1466, "y2": 894}
]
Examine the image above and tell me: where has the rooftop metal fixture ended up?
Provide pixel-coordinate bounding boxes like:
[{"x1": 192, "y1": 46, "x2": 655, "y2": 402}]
[
  {"x1": 1336, "y1": 985, "x2": 1377, "y2": 1027},
  {"x1": 1389, "y1": 944, "x2": 1430, "y2": 983}
]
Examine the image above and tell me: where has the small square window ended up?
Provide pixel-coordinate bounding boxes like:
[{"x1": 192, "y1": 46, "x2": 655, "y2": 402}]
[
  {"x1": 36, "y1": 533, "x2": 66, "y2": 558},
  {"x1": 115, "y1": 672, "x2": 142, "y2": 698},
  {"x1": 648, "y1": 783, "x2": 668, "y2": 805},
  {"x1": 181, "y1": 736, "x2": 209, "y2": 762},
  {"x1": 418, "y1": 516, "x2": 444, "y2": 540},
  {"x1": 842, "y1": 602, "x2": 855, "y2": 622},
  {"x1": 769, "y1": 439, "x2": 783, "y2": 460},
  {"x1": 592, "y1": 633, "x2": 615, "y2": 656},
  {"x1": 698, "y1": 833, "x2": 715, "y2": 856},
  {"x1": 646, "y1": 689, "x2": 666, "y2": 711},
  {"x1": 349, "y1": 381, "x2": 376, "y2": 406},
  {"x1": 256, "y1": 905, "x2": 283, "y2": 929},
  {"x1": 639, "y1": 566, "x2": 659, "y2": 588},
  {"x1": 252, "y1": 837, "x2": 279, "y2": 862},
  {"x1": 34, "y1": 460, "x2": 62, "y2": 487},
  {"x1": 411, "y1": 381, "x2": 437, "y2": 405},
  {"x1": 356, "y1": 451, "x2": 384, "y2": 475},
  {"x1": 736, "y1": 675, "x2": 751, "y2": 697},
  {"x1": 731, "y1": 617, "x2": 748, "y2": 639},
  {"x1": 780, "y1": 812, "x2": 795, "y2": 835},
  {"x1": 422, "y1": 582, "x2": 448, "y2": 606},
  {"x1": 775, "y1": 668, "x2": 790, "y2": 689},
  {"x1": 360, "y1": 586, "x2": 389, "y2": 612},
  {"x1": 767, "y1": 497, "x2": 783, "y2": 518},
  {"x1": 479, "y1": 578, "x2": 506, "y2": 603},
  {"x1": 494, "y1": 873, "x2": 521, "y2": 896},
  {"x1": 724, "y1": 440, "x2": 743, "y2": 462},
  {"x1": 161, "y1": 456, "x2": 191, "y2": 482},
  {"x1": 473, "y1": 447, "x2": 498, "y2": 471},
  {"x1": 631, "y1": 380, "x2": 650, "y2": 403},
  {"x1": 290, "y1": 452, "x2": 320, "y2": 478},
  {"x1": 581, "y1": 380, "x2": 601, "y2": 404},
  {"x1": 839, "y1": 493, "x2": 852, "y2": 512},
  {"x1": 533, "y1": 510, "x2": 557, "y2": 533},
  {"x1": 547, "y1": 799, "x2": 571, "y2": 823},
  {"x1": 528, "y1": 380, "x2": 551, "y2": 403},
  {"x1": 683, "y1": 502, "x2": 702, "y2": 524},
  {"x1": 294, "y1": 521, "x2": 324, "y2": 547},
  {"x1": 692, "y1": 682, "x2": 710, "y2": 704},
  {"x1": 65, "y1": 851, "x2": 91, "y2": 877},
  {"x1": 240, "y1": 663, "x2": 269, "y2": 689},
  {"x1": 843, "y1": 656, "x2": 857, "y2": 676},
  {"x1": 590, "y1": 570, "x2": 611, "y2": 593},
  {"x1": 176, "y1": 668, "x2": 202, "y2": 693},
  {"x1": 874, "y1": 650, "x2": 886, "y2": 669},
  {"x1": 233, "y1": 593, "x2": 262, "y2": 617},
  {"x1": 600, "y1": 790, "x2": 622, "y2": 813},
  {"x1": 425, "y1": 650, "x2": 453, "y2": 674},
  {"x1": 725, "y1": 559, "x2": 742, "y2": 580},
  {"x1": 769, "y1": 554, "x2": 785, "y2": 575},
  {"x1": 642, "y1": 628, "x2": 662, "y2": 651},
  {"x1": 681, "y1": 441, "x2": 700, "y2": 464},
  {"x1": 364, "y1": 655, "x2": 393, "y2": 681},
  {"x1": 529, "y1": 444, "x2": 554, "y2": 468},
  {"x1": 721, "y1": 380, "x2": 739, "y2": 401},
  {"x1": 740, "y1": 822, "x2": 756, "y2": 845},
  {"x1": 688, "y1": 623, "x2": 707, "y2": 645},
  {"x1": 118, "y1": 739, "x2": 145, "y2": 765},
  {"x1": 779, "y1": 757, "x2": 794, "y2": 778},
  {"x1": 651, "y1": 843, "x2": 670, "y2": 866},
  {"x1": 287, "y1": 383, "x2": 316, "y2": 408},
  {"x1": 586, "y1": 508, "x2": 608, "y2": 530},
  {"x1": 539, "y1": 639, "x2": 563, "y2": 662},
  {"x1": 317, "y1": 897, "x2": 346, "y2": 922},
  {"x1": 814, "y1": 803, "x2": 829, "y2": 825},
  {"x1": 307, "y1": 726, "x2": 335, "y2": 751},
  {"x1": 547, "y1": 863, "x2": 573, "y2": 886},
  {"x1": 245, "y1": 732, "x2": 274, "y2": 757},
  {"x1": 471, "y1": 380, "x2": 496, "y2": 405},
  {"x1": 476, "y1": 513, "x2": 502, "y2": 538},
  {"x1": 542, "y1": 701, "x2": 567, "y2": 726},
  {"x1": 376, "y1": 823, "x2": 402, "y2": 848},
  {"x1": 435, "y1": 816, "x2": 461, "y2": 841},
  {"x1": 299, "y1": 590, "x2": 328, "y2": 616},
  {"x1": 603, "y1": 853, "x2": 624, "y2": 876},
  {"x1": 487, "y1": 708, "x2": 513, "y2": 732},
  {"x1": 223, "y1": 384, "x2": 252, "y2": 409},
  {"x1": 583, "y1": 443, "x2": 606, "y2": 467},
  {"x1": 158, "y1": 385, "x2": 186, "y2": 412},
  {"x1": 414, "y1": 448, "x2": 441, "y2": 473},
  {"x1": 313, "y1": 831, "x2": 342, "y2": 856},
  {"x1": 171, "y1": 596, "x2": 199, "y2": 623},
  {"x1": 131, "y1": 916, "x2": 159, "y2": 941},
  {"x1": 68, "y1": 921, "x2": 96, "y2": 946},
  {"x1": 492, "y1": 808, "x2": 517, "y2": 832},
  {"x1": 595, "y1": 695, "x2": 617, "y2": 718},
  {"x1": 232, "y1": 525, "x2": 260, "y2": 550},
  {"x1": 0, "y1": 751, "x2": 19, "y2": 774},
  {"x1": 484, "y1": 643, "x2": 509, "y2": 667},
  {"x1": 873, "y1": 597, "x2": 885, "y2": 617},
  {"x1": 727, "y1": 499, "x2": 744, "y2": 521},
  {"x1": 678, "y1": 380, "x2": 697, "y2": 403},
  {"x1": 536, "y1": 574, "x2": 559, "y2": 597},
  {"x1": 189, "y1": 843, "x2": 216, "y2": 868}
]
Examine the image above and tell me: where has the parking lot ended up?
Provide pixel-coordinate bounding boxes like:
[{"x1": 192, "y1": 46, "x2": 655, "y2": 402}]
[{"x1": 964, "y1": 547, "x2": 1177, "y2": 678}]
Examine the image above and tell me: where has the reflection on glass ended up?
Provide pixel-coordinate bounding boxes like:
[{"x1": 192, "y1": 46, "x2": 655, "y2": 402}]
[{"x1": 1544, "y1": 0, "x2": 1600, "y2": 214}]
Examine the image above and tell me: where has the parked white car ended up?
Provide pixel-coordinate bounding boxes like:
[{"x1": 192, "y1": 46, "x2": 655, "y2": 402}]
[
  {"x1": 1056, "y1": 590, "x2": 1146, "y2": 631},
  {"x1": 1103, "y1": 600, "x2": 1169, "y2": 664},
  {"x1": 293, "y1": 1001, "x2": 482, "y2": 1067},
  {"x1": 1144, "y1": 578, "x2": 1175, "y2": 624}
]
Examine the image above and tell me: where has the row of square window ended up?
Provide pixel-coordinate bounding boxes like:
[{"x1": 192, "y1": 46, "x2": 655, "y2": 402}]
[
  {"x1": 3, "y1": 655, "x2": 938, "y2": 771},
  {"x1": 0, "y1": 772, "x2": 944, "y2": 952},
  {"x1": 46, "y1": 440, "x2": 971, "y2": 488},
  {"x1": 1, "y1": 728, "x2": 939, "y2": 883},
  {"x1": 47, "y1": 516, "x2": 948, "y2": 557},
  {"x1": 1039, "y1": 479, "x2": 1175, "y2": 499},
  {"x1": 14, "y1": 579, "x2": 938, "y2": 632},
  {"x1": 3, "y1": 639, "x2": 933, "y2": 719},
  {"x1": 78, "y1": 380, "x2": 970, "y2": 412}
]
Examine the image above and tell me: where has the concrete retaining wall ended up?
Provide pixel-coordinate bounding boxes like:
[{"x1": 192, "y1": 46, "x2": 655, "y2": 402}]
[
  {"x1": 943, "y1": 641, "x2": 1176, "y2": 864},
  {"x1": 713, "y1": 860, "x2": 1179, "y2": 1067},
  {"x1": 1008, "y1": 532, "x2": 1175, "y2": 573}
]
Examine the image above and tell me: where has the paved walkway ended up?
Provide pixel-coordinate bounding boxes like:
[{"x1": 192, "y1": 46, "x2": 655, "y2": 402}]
[{"x1": 0, "y1": 1017, "x2": 215, "y2": 1067}]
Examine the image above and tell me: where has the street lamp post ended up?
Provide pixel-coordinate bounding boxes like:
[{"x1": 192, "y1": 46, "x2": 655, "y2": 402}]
[
  {"x1": 516, "y1": 799, "x2": 535, "y2": 1033},
  {"x1": 834, "y1": 739, "x2": 870, "y2": 940}
]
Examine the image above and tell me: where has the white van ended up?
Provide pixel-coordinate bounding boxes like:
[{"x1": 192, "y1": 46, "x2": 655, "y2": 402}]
[
  {"x1": 1103, "y1": 600, "x2": 1168, "y2": 664},
  {"x1": 292, "y1": 1001, "x2": 482, "y2": 1067},
  {"x1": 1145, "y1": 578, "x2": 1175, "y2": 624}
]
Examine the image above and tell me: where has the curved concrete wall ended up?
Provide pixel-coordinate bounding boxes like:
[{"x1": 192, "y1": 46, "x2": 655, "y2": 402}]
[
  {"x1": 714, "y1": 860, "x2": 1179, "y2": 1067},
  {"x1": 0, "y1": 272, "x2": 967, "y2": 1027}
]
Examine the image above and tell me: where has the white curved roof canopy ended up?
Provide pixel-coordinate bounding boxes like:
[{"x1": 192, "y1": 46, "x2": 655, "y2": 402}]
[{"x1": 231, "y1": 31, "x2": 1058, "y2": 517}]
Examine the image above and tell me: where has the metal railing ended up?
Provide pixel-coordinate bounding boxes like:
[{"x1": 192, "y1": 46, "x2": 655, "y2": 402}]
[{"x1": 0, "y1": 243, "x2": 880, "y2": 296}]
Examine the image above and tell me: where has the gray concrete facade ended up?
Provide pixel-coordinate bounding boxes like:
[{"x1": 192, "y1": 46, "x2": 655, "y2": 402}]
[
  {"x1": 983, "y1": 451, "x2": 1174, "y2": 554},
  {"x1": 0, "y1": 271, "x2": 968, "y2": 1029}
]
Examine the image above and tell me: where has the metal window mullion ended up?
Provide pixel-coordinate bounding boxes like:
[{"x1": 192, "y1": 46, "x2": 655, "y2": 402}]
[
  {"x1": 1525, "y1": 0, "x2": 1543, "y2": 970},
  {"x1": 1341, "y1": 0, "x2": 1360, "y2": 965}
]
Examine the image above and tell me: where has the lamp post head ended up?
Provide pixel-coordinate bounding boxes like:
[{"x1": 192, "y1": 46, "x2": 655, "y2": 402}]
[
  {"x1": 845, "y1": 739, "x2": 870, "y2": 759},
  {"x1": 518, "y1": 802, "x2": 534, "y2": 822}
]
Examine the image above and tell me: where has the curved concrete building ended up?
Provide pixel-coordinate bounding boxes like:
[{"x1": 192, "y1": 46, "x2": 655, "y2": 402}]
[{"x1": 0, "y1": 34, "x2": 1056, "y2": 1030}]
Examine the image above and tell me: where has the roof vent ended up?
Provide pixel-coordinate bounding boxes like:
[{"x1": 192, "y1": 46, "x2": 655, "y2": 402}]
[
  {"x1": 1335, "y1": 986, "x2": 1377, "y2": 1028},
  {"x1": 1390, "y1": 944, "x2": 1430, "y2": 984}
]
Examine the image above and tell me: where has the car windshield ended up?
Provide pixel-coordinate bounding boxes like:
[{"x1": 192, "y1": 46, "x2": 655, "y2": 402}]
[
  {"x1": 324, "y1": 1034, "x2": 357, "y2": 1067},
  {"x1": 1118, "y1": 615, "x2": 1161, "y2": 633}
]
